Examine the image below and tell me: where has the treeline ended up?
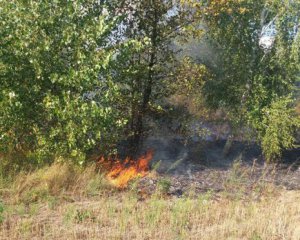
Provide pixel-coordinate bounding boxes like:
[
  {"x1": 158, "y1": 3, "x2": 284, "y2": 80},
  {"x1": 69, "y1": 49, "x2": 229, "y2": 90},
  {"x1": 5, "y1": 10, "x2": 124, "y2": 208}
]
[{"x1": 0, "y1": 0, "x2": 299, "y2": 166}]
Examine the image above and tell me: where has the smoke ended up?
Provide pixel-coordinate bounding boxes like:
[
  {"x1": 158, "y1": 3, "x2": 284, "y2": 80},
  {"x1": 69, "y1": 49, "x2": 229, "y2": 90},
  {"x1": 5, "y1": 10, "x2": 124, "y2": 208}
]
[{"x1": 141, "y1": 136, "x2": 189, "y2": 173}]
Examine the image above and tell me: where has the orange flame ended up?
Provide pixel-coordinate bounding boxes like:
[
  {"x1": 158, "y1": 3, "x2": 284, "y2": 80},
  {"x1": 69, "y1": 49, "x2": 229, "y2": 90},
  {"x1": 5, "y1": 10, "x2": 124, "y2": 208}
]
[{"x1": 99, "y1": 150, "x2": 153, "y2": 188}]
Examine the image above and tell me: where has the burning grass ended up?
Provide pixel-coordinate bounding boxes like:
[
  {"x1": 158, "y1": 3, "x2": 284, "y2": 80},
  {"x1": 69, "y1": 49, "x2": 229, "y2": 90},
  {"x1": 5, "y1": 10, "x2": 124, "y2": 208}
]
[{"x1": 99, "y1": 150, "x2": 154, "y2": 188}]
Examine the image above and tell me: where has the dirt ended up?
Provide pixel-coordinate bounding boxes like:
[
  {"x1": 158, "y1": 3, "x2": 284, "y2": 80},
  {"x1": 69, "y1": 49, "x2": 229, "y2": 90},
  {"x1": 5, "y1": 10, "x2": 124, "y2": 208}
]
[{"x1": 135, "y1": 137, "x2": 300, "y2": 198}]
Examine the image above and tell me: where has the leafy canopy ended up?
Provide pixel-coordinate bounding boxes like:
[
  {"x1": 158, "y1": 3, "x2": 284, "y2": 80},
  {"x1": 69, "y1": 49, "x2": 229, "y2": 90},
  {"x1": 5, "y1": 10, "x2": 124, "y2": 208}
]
[
  {"x1": 0, "y1": 0, "x2": 135, "y2": 163},
  {"x1": 184, "y1": 0, "x2": 300, "y2": 161}
]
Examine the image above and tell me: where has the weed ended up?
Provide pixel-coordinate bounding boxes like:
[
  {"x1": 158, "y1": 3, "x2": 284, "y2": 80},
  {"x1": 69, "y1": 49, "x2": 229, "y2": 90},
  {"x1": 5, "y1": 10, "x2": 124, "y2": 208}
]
[
  {"x1": 250, "y1": 232, "x2": 263, "y2": 240},
  {"x1": 19, "y1": 219, "x2": 33, "y2": 236},
  {"x1": 22, "y1": 185, "x2": 49, "y2": 204},
  {"x1": 47, "y1": 196, "x2": 59, "y2": 210},
  {"x1": 198, "y1": 190, "x2": 213, "y2": 203},
  {"x1": 166, "y1": 158, "x2": 185, "y2": 173},
  {"x1": 223, "y1": 156, "x2": 250, "y2": 199},
  {"x1": 13, "y1": 203, "x2": 27, "y2": 216},
  {"x1": 85, "y1": 174, "x2": 108, "y2": 196},
  {"x1": 0, "y1": 200, "x2": 4, "y2": 224},
  {"x1": 27, "y1": 203, "x2": 40, "y2": 216},
  {"x1": 74, "y1": 209, "x2": 94, "y2": 223},
  {"x1": 156, "y1": 178, "x2": 171, "y2": 195},
  {"x1": 63, "y1": 205, "x2": 77, "y2": 225}
]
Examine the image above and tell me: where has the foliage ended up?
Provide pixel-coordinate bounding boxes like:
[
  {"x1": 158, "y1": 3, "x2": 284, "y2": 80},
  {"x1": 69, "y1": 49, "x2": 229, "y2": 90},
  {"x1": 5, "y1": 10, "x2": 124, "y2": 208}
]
[
  {"x1": 172, "y1": 57, "x2": 212, "y2": 117},
  {"x1": 185, "y1": 0, "x2": 300, "y2": 161},
  {"x1": 0, "y1": 1, "x2": 134, "y2": 163},
  {"x1": 173, "y1": 58, "x2": 210, "y2": 97},
  {"x1": 259, "y1": 96, "x2": 300, "y2": 161},
  {"x1": 108, "y1": 0, "x2": 196, "y2": 145},
  {"x1": 0, "y1": 0, "x2": 298, "y2": 164}
]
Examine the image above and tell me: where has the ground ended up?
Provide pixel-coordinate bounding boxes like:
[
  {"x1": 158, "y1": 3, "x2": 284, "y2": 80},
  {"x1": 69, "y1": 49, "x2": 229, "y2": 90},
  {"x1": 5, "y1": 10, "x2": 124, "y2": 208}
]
[
  {"x1": 1, "y1": 190, "x2": 300, "y2": 240},
  {"x1": 1, "y1": 139, "x2": 300, "y2": 240}
]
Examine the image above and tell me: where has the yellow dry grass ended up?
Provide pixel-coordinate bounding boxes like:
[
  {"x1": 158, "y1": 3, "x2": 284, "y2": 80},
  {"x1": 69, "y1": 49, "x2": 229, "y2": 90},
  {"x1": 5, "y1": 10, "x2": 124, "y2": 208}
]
[
  {"x1": 1, "y1": 162, "x2": 300, "y2": 240},
  {"x1": 1, "y1": 188, "x2": 300, "y2": 240}
]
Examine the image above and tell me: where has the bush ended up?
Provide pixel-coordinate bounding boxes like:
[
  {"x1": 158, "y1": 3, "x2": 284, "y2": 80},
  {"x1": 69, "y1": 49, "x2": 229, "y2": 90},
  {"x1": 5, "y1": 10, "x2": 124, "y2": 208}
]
[{"x1": 260, "y1": 97, "x2": 300, "y2": 161}]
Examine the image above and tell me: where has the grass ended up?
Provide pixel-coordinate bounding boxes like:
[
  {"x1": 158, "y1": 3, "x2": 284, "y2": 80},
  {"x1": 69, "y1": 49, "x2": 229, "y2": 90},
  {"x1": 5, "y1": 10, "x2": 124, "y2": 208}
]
[
  {"x1": 1, "y1": 190, "x2": 300, "y2": 240},
  {"x1": 2, "y1": 163, "x2": 113, "y2": 204},
  {"x1": 0, "y1": 163, "x2": 300, "y2": 240}
]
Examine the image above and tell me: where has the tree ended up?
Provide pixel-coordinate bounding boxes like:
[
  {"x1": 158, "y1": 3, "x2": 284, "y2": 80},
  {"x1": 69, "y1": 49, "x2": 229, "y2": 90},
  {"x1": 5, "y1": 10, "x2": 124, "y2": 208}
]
[
  {"x1": 186, "y1": 0, "x2": 300, "y2": 161},
  {"x1": 110, "y1": 0, "x2": 195, "y2": 151},
  {"x1": 0, "y1": 0, "x2": 134, "y2": 164}
]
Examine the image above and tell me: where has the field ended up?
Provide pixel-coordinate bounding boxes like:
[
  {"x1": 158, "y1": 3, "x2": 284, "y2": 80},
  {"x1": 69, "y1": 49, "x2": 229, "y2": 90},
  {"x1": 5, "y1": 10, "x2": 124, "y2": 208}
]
[{"x1": 1, "y1": 160, "x2": 300, "y2": 240}]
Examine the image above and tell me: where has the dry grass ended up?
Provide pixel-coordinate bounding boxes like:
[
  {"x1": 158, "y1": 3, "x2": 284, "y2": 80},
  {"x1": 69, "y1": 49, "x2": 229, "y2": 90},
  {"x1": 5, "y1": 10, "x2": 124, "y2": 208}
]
[
  {"x1": 1, "y1": 190, "x2": 300, "y2": 240},
  {"x1": 1, "y1": 163, "x2": 113, "y2": 204},
  {"x1": 0, "y1": 164, "x2": 300, "y2": 240}
]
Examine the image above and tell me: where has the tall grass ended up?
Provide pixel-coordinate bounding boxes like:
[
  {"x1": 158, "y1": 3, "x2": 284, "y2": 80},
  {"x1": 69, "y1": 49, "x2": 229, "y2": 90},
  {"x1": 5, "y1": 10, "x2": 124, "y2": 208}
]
[
  {"x1": 0, "y1": 163, "x2": 113, "y2": 204},
  {"x1": 0, "y1": 163, "x2": 299, "y2": 240},
  {"x1": 1, "y1": 189, "x2": 300, "y2": 239}
]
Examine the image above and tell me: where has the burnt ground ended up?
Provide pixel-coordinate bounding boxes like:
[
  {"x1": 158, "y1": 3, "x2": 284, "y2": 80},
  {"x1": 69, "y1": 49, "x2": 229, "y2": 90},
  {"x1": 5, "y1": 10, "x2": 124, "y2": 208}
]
[{"x1": 134, "y1": 137, "x2": 300, "y2": 198}]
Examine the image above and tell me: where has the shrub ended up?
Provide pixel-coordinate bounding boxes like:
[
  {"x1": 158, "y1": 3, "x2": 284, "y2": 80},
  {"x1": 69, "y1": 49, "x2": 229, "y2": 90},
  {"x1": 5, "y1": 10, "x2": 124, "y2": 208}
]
[{"x1": 259, "y1": 97, "x2": 300, "y2": 161}]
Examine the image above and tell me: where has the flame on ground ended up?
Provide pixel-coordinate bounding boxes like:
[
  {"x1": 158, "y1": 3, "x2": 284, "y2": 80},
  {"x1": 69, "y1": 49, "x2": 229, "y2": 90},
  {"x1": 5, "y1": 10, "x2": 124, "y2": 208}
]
[{"x1": 98, "y1": 150, "x2": 154, "y2": 188}]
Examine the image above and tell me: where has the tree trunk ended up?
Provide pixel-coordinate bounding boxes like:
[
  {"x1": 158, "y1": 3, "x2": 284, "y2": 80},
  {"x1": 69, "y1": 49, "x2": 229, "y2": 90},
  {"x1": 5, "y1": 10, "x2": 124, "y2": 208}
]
[{"x1": 131, "y1": 4, "x2": 158, "y2": 153}]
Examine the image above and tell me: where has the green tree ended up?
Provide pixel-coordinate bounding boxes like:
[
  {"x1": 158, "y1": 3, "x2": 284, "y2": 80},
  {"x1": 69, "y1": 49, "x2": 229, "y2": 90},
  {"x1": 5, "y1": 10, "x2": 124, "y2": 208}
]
[
  {"x1": 0, "y1": 1, "x2": 133, "y2": 164},
  {"x1": 110, "y1": 0, "x2": 195, "y2": 150},
  {"x1": 187, "y1": 0, "x2": 300, "y2": 161}
]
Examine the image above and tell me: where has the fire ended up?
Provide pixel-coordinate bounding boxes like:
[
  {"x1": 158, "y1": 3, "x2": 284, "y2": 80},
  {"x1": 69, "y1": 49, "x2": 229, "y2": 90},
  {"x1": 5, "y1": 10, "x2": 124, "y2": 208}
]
[{"x1": 99, "y1": 150, "x2": 153, "y2": 188}]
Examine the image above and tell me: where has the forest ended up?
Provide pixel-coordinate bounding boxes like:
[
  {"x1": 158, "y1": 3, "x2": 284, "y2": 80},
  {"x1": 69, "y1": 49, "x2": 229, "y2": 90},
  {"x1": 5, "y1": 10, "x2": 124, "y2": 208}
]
[{"x1": 0, "y1": 1, "x2": 300, "y2": 239}]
